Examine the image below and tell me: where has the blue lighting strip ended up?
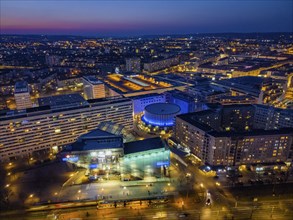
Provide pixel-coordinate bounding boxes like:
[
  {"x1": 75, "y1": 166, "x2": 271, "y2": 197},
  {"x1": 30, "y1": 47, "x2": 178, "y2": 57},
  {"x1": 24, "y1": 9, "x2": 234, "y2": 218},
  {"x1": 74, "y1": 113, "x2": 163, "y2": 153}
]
[{"x1": 141, "y1": 116, "x2": 174, "y2": 127}]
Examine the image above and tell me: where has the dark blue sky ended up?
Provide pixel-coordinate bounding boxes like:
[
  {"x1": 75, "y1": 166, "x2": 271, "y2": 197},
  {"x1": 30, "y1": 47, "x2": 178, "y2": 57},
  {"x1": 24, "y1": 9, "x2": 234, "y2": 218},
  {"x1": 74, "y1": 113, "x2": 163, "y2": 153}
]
[{"x1": 1, "y1": 0, "x2": 292, "y2": 36}]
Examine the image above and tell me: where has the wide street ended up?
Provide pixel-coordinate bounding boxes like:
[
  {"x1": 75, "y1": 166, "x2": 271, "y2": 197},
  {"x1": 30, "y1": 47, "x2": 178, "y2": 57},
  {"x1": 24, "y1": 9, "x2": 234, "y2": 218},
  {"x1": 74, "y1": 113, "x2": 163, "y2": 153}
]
[
  {"x1": 3, "y1": 195, "x2": 293, "y2": 220},
  {"x1": 2, "y1": 153, "x2": 293, "y2": 220}
]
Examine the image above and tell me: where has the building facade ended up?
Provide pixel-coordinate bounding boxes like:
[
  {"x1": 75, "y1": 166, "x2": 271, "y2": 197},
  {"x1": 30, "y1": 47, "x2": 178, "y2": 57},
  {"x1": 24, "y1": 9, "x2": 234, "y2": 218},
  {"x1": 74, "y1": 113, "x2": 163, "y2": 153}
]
[
  {"x1": 14, "y1": 81, "x2": 33, "y2": 110},
  {"x1": 83, "y1": 76, "x2": 106, "y2": 99},
  {"x1": 0, "y1": 97, "x2": 133, "y2": 162},
  {"x1": 165, "y1": 90, "x2": 195, "y2": 114},
  {"x1": 174, "y1": 104, "x2": 293, "y2": 166},
  {"x1": 144, "y1": 56, "x2": 180, "y2": 73},
  {"x1": 132, "y1": 93, "x2": 166, "y2": 115}
]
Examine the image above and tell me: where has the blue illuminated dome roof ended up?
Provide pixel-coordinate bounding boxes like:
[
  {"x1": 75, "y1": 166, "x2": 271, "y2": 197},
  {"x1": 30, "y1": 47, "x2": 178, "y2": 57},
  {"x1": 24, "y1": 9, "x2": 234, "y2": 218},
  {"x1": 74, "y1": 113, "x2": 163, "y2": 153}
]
[
  {"x1": 144, "y1": 103, "x2": 181, "y2": 115},
  {"x1": 142, "y1": 103, "x2": 181, "y2": 127}
]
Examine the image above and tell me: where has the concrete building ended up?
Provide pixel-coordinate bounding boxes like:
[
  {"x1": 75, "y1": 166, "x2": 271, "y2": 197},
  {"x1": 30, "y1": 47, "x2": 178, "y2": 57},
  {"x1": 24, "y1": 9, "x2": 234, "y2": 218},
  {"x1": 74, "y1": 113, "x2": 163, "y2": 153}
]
[
  {"x1": 59, "y1": 130, "x2": 170, "y2": 180},
  {"x1": 214, "y1": 76, "x2": 286, "y2": 105},
  {"x1": 0, "y1": 96, "x2": 133, "y2": 162},
  {"x1": 83, "y1": 76, "x2": 106, "y2": 100},
  {"x1": 126, "y1": 57, "x2": 141, "y2": 73},
  {"x1": 14, "y1": 81, "x2": 32, "y2": 110},
  {"x1": 253, "y1": 105, "x2": 293, "y2": 130},
  {"x1": 165, "y1": 90, "x2": 195, "y2": 114},
  {"x1": 132, "y1": 93, "x2": 166, "y2": 115},
  {"x1": 144, "y1": 56, "x2": 180, "y2": 73},
  {"x1": 174, "y1": 104, "x2": 293, "y2": 166}
]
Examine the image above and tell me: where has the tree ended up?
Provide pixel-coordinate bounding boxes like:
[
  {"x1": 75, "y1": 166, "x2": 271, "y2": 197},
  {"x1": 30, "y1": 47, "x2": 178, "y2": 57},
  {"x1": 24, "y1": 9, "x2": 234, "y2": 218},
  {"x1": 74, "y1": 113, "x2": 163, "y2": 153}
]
[{"x1": 0, "y1": 188, "x2": 13, "y2": 210}]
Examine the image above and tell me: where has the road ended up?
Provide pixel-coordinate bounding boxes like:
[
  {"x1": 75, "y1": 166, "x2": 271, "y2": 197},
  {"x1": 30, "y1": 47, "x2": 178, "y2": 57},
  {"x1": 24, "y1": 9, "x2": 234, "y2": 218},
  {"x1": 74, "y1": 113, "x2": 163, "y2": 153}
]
[{"x1": 3, "y1": 197, "x2": 293, "y2": 220}]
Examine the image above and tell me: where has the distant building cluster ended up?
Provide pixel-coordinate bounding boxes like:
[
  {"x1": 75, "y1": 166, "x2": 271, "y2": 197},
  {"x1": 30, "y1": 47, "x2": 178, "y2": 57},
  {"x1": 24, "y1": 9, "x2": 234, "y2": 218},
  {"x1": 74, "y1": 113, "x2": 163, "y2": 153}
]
[{"x1": 0, "y1": 33, "x2": 292, "y2": 171}]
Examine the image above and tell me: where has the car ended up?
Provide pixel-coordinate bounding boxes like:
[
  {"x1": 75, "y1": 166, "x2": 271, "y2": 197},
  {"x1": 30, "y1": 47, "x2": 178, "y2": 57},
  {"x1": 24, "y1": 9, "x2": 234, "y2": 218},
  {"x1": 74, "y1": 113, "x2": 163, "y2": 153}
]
[
  {"x1": 178, "y1": 213, "x2": 189, "y2": 218},
  {"x1": 206, "y1": 198, "x2": 211, "y2": 206}
]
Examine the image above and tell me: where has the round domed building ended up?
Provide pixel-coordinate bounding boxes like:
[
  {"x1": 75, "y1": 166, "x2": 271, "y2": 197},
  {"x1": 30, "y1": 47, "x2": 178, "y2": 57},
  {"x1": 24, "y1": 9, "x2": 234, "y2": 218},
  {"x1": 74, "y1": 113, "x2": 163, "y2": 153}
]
[{"x1": 139, "y1": 103, "x2": 180, "y2": 134}]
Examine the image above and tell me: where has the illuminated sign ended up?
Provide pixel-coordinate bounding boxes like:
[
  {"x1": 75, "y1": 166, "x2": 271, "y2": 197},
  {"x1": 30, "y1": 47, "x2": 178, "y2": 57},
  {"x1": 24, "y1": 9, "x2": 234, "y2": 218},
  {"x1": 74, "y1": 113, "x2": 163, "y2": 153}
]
[
  {"x1": 62, "y1": 156, "x2": 79, "y2": 162},
  {"x1": 156, "y1": 161, "x2": 170, "y2": 166},
  {"x1": 89, "y1": 164, "x2": 98, "y2": 169}
]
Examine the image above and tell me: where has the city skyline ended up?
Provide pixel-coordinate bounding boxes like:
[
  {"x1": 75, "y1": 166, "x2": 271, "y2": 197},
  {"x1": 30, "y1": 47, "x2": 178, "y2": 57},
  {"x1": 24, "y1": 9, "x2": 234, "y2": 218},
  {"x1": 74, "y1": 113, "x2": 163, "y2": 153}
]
[
  {"x1": 1, "y1": 1, "x2": 293, "y2": 219},
  {"x1": 1, "y1": 0, "x2": 293, "y2": 36}
]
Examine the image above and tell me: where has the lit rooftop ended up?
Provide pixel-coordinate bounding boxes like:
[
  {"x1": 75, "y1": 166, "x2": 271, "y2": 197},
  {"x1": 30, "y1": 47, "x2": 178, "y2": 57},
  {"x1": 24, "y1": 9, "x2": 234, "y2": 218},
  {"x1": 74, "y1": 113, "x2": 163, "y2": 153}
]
[
  {"x1": 15, "y1": 81, "x2": 29, "y2": 93},
  {"x1": 103, "y1": 74, "x2": 177, "y2": 94},
  {"x1": 83, "y1": 76, "x2": 103, "y2": 85}
]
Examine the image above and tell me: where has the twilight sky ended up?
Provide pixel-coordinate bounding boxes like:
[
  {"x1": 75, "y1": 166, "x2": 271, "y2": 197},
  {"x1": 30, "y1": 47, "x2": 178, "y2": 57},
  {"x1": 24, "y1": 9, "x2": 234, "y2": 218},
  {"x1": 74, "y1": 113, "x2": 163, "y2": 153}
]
[{"x1": 1, "y1": 0, "x2": 292, "y2": 36}]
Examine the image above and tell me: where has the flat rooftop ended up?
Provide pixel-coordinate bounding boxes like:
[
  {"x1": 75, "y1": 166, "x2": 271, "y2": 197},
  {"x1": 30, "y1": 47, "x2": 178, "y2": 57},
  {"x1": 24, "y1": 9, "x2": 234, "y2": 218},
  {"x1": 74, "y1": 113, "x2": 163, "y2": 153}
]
[
  {"x1": 83, "y1": 76, "x2": 103, "y2": 85},
  {"x1": 103, "y1": 74, "x2": 183, "y2": 94},
  {"x1": 15, "y1": 81, "x2": 29, "y2": 93},
  {"x1": 69, "y1": 129, "x2": 123, "y2": 151},
  {"x1": 177, "y1": 105, "x2": 293, "y2": 137},
  {"x1": 38, "y1": 94, "x2": 88, "y2": 109},
  {"x1": 0, "y1": 97, "x2": 132, "y2": 122},
  {"x1": 214, "y1": 76, "x2": 264, "y2": 96},
  {"x1": 124, "y1": 137, "x2": 167, "y2": 155}
]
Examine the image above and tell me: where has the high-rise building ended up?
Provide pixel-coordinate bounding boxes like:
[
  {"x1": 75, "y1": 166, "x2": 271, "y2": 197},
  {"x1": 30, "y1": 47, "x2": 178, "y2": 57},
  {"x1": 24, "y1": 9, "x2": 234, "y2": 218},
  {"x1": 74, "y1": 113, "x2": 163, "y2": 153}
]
[
  {"x1": 83, "y1": 76, "x2": 106, "y2": 100},
  {"x1": 174, "y1": 104, "x2": 293, "y2": 166},
  {"x1": 14, "y1": 81, "x2": 32, "y2": 110},
  {"x1": 0, "y1": 96, "x2": 133, "y2": 162},
  {"x1": 126, "y1": 58, "x2": 141, "y2": 73}
]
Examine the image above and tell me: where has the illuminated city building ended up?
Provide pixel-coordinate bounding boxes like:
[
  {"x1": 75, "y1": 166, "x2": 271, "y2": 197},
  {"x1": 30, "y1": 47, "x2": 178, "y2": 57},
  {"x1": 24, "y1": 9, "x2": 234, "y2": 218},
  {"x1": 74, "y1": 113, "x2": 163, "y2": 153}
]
[
  {"x1": 103, "y1": 74, "x2": 185, "y2": 97},
  {"x1": 59, "y1": 129, "x2": 170, "y2": 180},
  {"x1": 125, "y1": 57, "x2": 141, "y2": 73},
  {"x1": 175, "y1": 104, "x2": 293, "y2": 166},
  {"x1": 60, "y1": 128, "x2": 124, "y2": 174},
  {"x1": 121, "y1": 138, "x2": 170, "y2": 179},
  {"x1": 197, "y1": 58, "x2": 284, "y2": 78},
  {"x1": 143, "y1": 56, "x2": 180, "y2": 73},
  {"x1": 165, "y1": 90, "x2": 195, "y2": 114},
  {"x1": 142, "y1": 103, "x2": 181, "y2": 127},
  {"x1": 214, "y1": 76, "x2": 286, "y2": 105},
  {"x1": 14, "y1": 81, "x2": 33, "y2": 110},
  {"x1": 0, "y1": 96, "x2": 133, "y2": 162},
  {"x1": 83, "y1": 76, "x2": 106, "y2": 99},
  {"x1": 138, "y1": 103, "x2": 181, "y2": 135},
  {"x1": 132, "y1": 93, "x2": 166, "y2": 115}
]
